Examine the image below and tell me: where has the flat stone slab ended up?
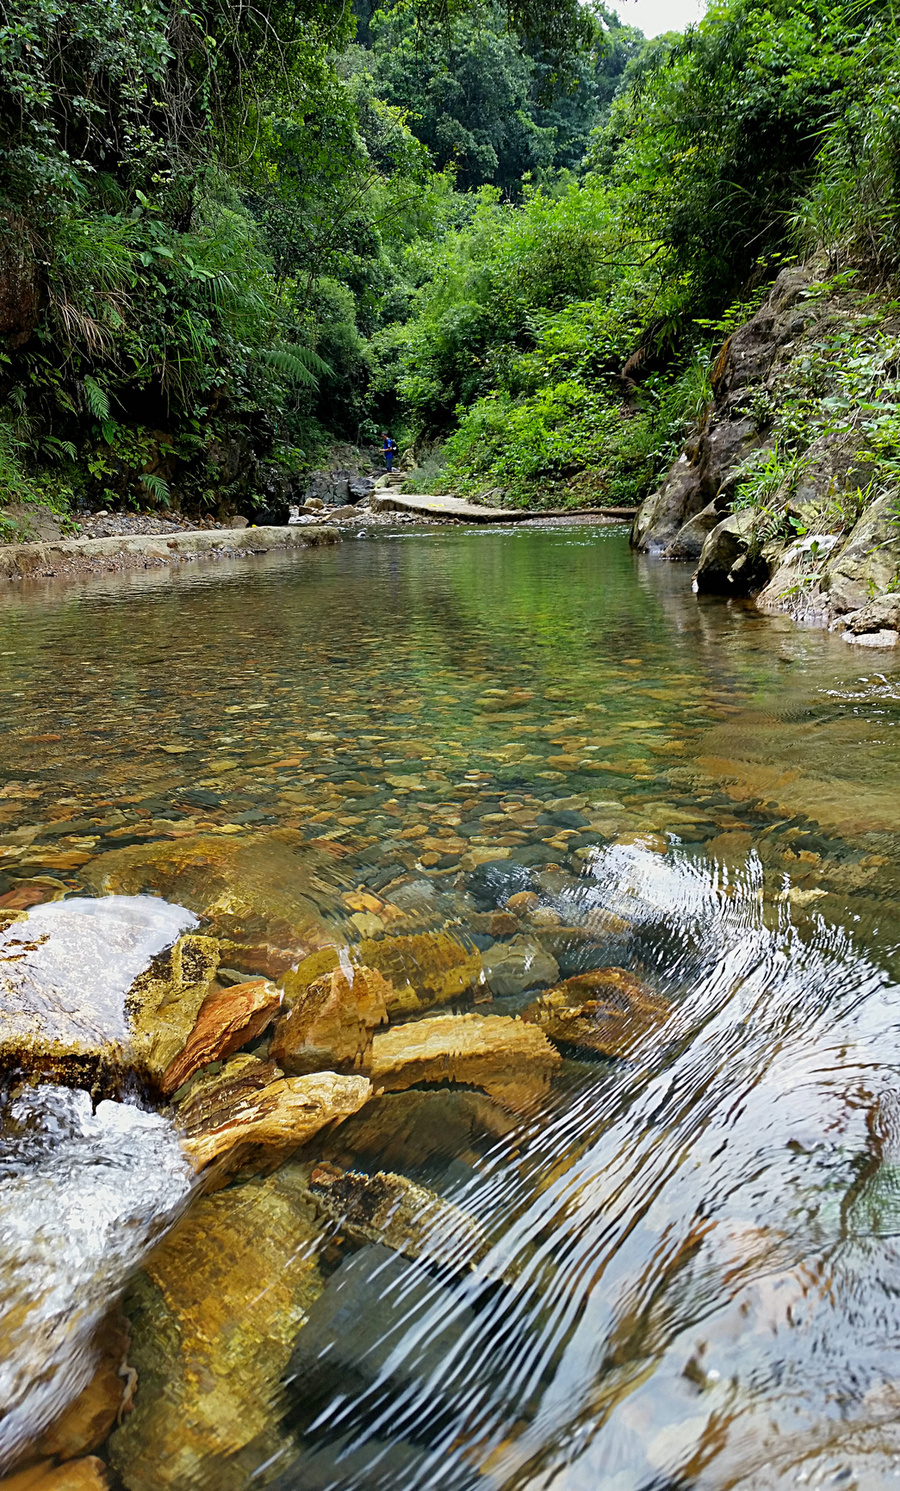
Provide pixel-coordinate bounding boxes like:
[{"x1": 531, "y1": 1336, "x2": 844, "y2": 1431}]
[
  {"x1": 370, "y1": 491, "x2": 524, "y2": 521},
  {"x1": 0, "y1": 525, "x2": 339, "y2": 580},
  {"x1": 370, "y1": 491, "x2": 636, "y2": 523}
]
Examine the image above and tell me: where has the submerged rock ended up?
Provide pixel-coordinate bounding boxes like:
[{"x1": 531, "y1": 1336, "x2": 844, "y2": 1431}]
[
  {"x1": 179, "y1": 1069, "x2": 372, "y2": 1172},
  {"x1": 318, "y1": 1088, "x2": 517, "y2": 1174},
  {"x1": 161, "y1": 979, "x2": 282, "y2": 1095},
  {"x1": 300, "y1": 1160, "x2": 489, "y2": 1267},
  {"x1": 0, "y1": 1088, "x2": 192, "y2": 1472},
  {"x1": 0, "y1": 1459, "x2": 111, "y2": 1489},
  {"x1": 83, "y1": 832, "x2": 341, "y2": 977},
  {"x1": 35, "y1": 1312, "x2": 130, "y2": 1461},
  {"x1": 108, "y1": 1174, "x2": 325, "y2": 1491},
  {"x1": 271, "y1": 965, "x2": 390, "y2": 1075},
  {"x1": 0, "y1": 897, "x2": 197, "y2": 1079},
  {"x1": 282, "y1": 1243, "x2": 476, "y2": 1427},
  {"x1": 369, "y1": 1012, "x2": 560, "y2": 1110},
  {"x1": 355, "y1": 930, "x2": 482, "y2": 1013},
  {"x1": 480, "y1": 935, "x2": 559, "y2": 997},
  {"x1": 523, "y1": 968, "x2": 670, "y2": 1056}
]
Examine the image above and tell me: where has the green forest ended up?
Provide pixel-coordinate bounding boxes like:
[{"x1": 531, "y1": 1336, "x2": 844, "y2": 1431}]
[{"x1": 0, "y1": 0, "x2": 897, "y2": 520}]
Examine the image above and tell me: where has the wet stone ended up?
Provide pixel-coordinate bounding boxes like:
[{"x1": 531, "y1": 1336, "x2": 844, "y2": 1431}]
[
  {"x1": 271, "y1": 964, "x2": 391, "y2": 1075},
  {"x1": 0, "y1": 896, "x2": 198, "y2": 1080},
  {"x1": 161, "y1": 978, "x2": 282, "y2": 1094},
  {"x1": 523, "y1": 968, "x2": 670, "y2": 1057},
  {"x1": 108, "y1": 1174, "x2": 327, "y2": 1491},
  {"x1": 178, "y1": 1069, "x2": 372, "y2": 1173},
  {"x1": 298, "y1": 1160, "x2": 489, "y2": 1266},
  {"x1": 369, "y1": 1011, "x2": 561, "y2": 1110}
]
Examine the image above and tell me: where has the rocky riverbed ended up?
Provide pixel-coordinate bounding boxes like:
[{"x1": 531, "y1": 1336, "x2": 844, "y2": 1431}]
[{"x1": 0, "y1": 834, "x2": 668, "y2": 1487}]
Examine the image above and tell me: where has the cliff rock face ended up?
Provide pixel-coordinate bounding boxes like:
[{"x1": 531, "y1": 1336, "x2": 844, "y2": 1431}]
[
  {"x1": 632, "y1": 265, "x2": 900, "y2": 637},
  {"x1": 632, "y1": 268, "x2": 816, "y2": 557}
]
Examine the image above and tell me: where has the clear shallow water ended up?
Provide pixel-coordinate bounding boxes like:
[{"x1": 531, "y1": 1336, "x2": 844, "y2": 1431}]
[{"x1": 1, "y1": 526, "x2": 900, "y2": 1487}]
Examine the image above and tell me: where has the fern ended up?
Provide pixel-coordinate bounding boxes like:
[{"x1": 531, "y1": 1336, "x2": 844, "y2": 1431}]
[
  {"x1": 259, "y1": 346, "x2": 333, "y2": 389},
  {"x1": 83, "y1": 377, "x2": 111, "y2": 421},
  {"x1": 141, "y1": 472, "x2": 171, "y2": 507}
]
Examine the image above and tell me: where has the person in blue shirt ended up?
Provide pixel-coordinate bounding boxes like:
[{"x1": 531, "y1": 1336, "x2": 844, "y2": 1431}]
[{"x1": 382, "y1": 433, "x2": 397, "y2": 472}]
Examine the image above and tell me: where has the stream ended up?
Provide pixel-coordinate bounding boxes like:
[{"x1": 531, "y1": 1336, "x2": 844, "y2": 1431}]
[{"x1": 1, "y1": 523, "x2": 900, "y2": 1488}]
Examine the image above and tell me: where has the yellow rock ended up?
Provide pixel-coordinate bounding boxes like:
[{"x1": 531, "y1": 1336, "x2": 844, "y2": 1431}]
[
  {"x1": 523, "y1": 969, "x2": 670, "y2": 1057},
  {"x1": 108, "y1": 1177, "x2": 325, "y2": 1491},
  {"x1": 270, "y1": 965, "x2": 390, "y2": 1075},
  {"x1": 370, "y1": 1012, "x2": 560, "y2": 1110},
  {"x1": 36, "y1": 1313, "x2": 130, "y2": 1461},
  {"x1": 179, "y1": 1068, "x2": 371, "y2": 1172},
  {"x1": 127, "y1": 934, "x2": 220, "y2": 1081},
  {"x1": 0, "y1": 1461, "x2": 110, "y2": 1490},
  {"x1": 356, "y1": 931, "x2": 482, "y2": 1014},
  {"x1": 301, "y1": 1161, "x2": 489, "y2": 1266}
]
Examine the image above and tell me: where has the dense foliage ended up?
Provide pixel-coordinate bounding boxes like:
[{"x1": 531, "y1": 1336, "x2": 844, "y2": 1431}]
[
  {"x1": 0, "y1": 0, "x2": 898, "y2": 519},
  {"x1": 385, "y1": 0, "x2": 900, "y2": 507}
]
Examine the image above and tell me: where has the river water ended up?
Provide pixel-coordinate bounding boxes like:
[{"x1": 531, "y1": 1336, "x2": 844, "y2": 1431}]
[{"x1": 1, "y1": 524, "x2": 900, "y2": 1488}]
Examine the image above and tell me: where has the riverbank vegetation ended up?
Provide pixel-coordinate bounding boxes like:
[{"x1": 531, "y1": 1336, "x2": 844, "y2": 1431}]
[{"x1": 0, "y1": 0, "x2": 898, "y2": 520}]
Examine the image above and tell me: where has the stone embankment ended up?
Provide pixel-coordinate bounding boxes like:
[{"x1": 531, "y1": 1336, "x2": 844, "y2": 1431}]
[
  {"x1": 631, "y1": 265, "x2": 900, "y2": 646},
  {"x1": 0, "y1": 524, "x2": 339, "y2": 580}
]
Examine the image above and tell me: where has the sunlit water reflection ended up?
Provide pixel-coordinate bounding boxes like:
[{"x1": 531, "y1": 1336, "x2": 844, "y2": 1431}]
[{"x1": 0, "y1": 526, "x2": 899, "y2": 1487}]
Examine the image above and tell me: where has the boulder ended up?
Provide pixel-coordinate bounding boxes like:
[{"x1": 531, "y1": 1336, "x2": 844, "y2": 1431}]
[
  {"x1": 479, "y1": 936, "x2": 559, "y2": 997},
  {"x1": 348, "y1": 476, "x2": 375, "y2": 502},
  {"x1": 662, "y1": 498, "x2": 727, "y2": 559},
  {"x1": 844, "y1": 593, "x2": 900, "y2": 633},
  {"x1": 179, "y1": 1069, "x2": 372, "y2": 1172},
  {"x1": 523, "y1": 968, "x2": 670, "y2": 1056},
  {"x1": 299, "y1": 1160, "x2": 489, "y2": 1266},
  {"x1": 122, "y1": 933, "x2": 221, "y2": 1082},
  {"x1": 632, "y1": 267, "x2": 817, "y2": 555},
  {"x1": 0, "y1": 896, "x2": 199, "y2": 1081},
  {"x1": 820, "y1": 493, "x2": 900, "y2": 613},
  {"x1": 369, "y1": 1011, "x2": 560, "y2": 1110},
  {"x1": 692, "y1": 509, "x2": 768, "y2": 595},
  {"x1": 271, "y1": 965, "x2": 390, "y2": 1075},
  {"x1": 83, "y1": 832, "x2": 341, "y2": 978},
  {"x1": 630, "y1": 456, "x2": 705, "y2": 555},
  {"x1": 161, "y1": 978, "x2": 282, "y2": 1095},
  {"x1": 758, "y1": 493, "x2": 900, "y2": 622},
  {"x1": 108, "y1": 1175, "x2": 326, "y2": 1491}
]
